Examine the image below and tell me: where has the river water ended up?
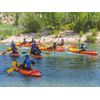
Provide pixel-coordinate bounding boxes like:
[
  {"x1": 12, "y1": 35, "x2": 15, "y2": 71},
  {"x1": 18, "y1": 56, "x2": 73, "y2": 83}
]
[{"x1": 0, "y1": 43, "x2": 100, "y2": 87}]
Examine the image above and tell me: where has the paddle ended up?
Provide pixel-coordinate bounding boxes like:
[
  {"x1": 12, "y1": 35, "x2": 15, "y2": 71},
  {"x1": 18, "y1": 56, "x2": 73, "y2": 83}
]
[
  {"x1": 6, "y1": 67, "x2": 14, "y2": 74},
  {"x1": 22, "y1": 51, "x2": 27, "y2": 54},
  {"x1": 6, "y1": 61, "x2": 20, "y2": 74},
  {"x1": 1, "y1": 47, "x2": 12, "y2": 56},
  {"x1": 1, "y1": 51, "x2": 6, "y2": 56}
]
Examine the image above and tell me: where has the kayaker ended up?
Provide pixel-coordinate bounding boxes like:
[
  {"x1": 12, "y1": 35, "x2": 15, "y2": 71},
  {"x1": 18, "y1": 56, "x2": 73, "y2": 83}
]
[
  {"x1": 52, "y1": 42, "x2": 57, "y2": 51},
  {"x1": 60, "y1": 39, "x2": 64, "y2": 46},
  {"x1": 21, "y1": 55, "x2": 35, "y2": 70},
  {"x1": 47, "y1": 43, "x2": 53, "y2": 50},
  {"x1": 30, "y1": 41, "x2": 41, "y2": 55},
  {"x1": 11, "y1": 41, "x2": 17, "y2": 53},
  {"x1": 79, "y1": 42, "x2": 87, "y2": 51},
  {"x1": 23, "y1": 38, "x2": 27, "y2": 44}
]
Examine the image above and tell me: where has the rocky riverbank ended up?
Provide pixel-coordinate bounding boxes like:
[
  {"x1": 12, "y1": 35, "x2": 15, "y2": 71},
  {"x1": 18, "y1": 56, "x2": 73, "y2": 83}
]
[{"x1": 0, "y1": 32, "x2": 100, "y2": 45}]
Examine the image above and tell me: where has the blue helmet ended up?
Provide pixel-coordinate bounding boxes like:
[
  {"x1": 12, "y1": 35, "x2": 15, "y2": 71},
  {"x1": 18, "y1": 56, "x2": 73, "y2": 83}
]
[{"x1": 25, "y1": 55, "x2": 29, "y2": 58}]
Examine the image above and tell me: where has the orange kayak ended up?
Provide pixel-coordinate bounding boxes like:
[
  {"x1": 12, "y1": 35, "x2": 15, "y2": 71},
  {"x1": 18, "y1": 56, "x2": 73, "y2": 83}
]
[
  {"x1": 68, "y1": 47, "x2": 98, "y2": 55},
  {"x1": 30, "y1": 53, "x2": 42, "y2": 59},
  {"x1": 14, "y1": 66, "x2": 41, "y2": 77},
  {"x1": 16, "y1": 42, "x2": 32, "y2": 47},
  {"x1": 39, "y1": 46, "x2": 65, "y2": 52}
]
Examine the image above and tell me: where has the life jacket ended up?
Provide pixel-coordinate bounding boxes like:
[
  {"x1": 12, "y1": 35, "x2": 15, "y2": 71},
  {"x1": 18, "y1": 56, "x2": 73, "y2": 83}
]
[{"x1": 25, "y1": 58, "x2": 32, "y2": 68}]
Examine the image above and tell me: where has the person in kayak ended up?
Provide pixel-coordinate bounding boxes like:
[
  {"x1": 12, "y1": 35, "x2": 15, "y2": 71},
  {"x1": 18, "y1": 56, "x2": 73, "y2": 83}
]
[
  {"x1": 47, "y1": 43, "x2": 53, "y2": 50},
  {"x1": 60, "y1": 39, "x2": 64, "y2": 46},
  {"x1": 79, "y1": 42, "x2": 87, "y2": 51},
  {"x1": 30, "y1": 41, "x2": 41, "y2": 55},
  {"x1": 11, "y1": 41, "x2": 17, "y2": 53},
  {"x1": 21, "y1": 55, "x2": 35, "y2": 70},
  {"x1": 52, "y1": 42, "x2": 57, "y2": 51},
  {"x1": 57, "y1": 39, "x2": 64, "y2": 46},
  {"x1": 23, "y1": 38, "x2": 27, "y2": 44}
]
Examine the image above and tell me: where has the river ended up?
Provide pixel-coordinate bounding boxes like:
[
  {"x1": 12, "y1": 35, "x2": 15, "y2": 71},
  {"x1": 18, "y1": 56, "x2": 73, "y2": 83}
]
[{"x1": 0, "y1": 43, "x2": 100, "y2": 87}]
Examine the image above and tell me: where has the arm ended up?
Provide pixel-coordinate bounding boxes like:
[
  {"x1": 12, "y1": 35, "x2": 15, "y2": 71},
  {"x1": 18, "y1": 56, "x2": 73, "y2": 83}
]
[
  {"x1": 31, "y1": 60, "x2": 35, "y2": 65},
  {"x1": 22, "y1": 59, "x2": 26, "y2": 67}
]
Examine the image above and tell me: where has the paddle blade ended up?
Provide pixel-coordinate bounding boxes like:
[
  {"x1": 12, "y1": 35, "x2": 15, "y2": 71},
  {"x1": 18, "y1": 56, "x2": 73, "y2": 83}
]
[
  {"x1": 7, "y1": 47, "x2": 12, "y2": 52},
  {"x1": 2, "y1": 52, "x2": 6, "y2": 56},
  {"x1": 7, "y1": 67, "x2": 14, "y2": 74},
  {"x1": 22, "y1": 51, "x2": 27, "y2": 54}
]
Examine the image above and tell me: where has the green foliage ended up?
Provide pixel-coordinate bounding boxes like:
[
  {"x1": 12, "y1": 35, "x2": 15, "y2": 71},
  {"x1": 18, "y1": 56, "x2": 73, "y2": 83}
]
[
  {"x1": 0, "y1": 25, "x2": 21, "y2": 39},
  {"x1": 35, "y1": 32, "x2": 41, "y2": 38},
  {"x1": 91, "y1": 28, "x2": 98, "y2": 36},
  {"x1": 48, "y1": 30, "x2": 59, "y2": 35},
  {"x1": 0, "y1": 12, "x2": 100, "y2": 39},
  {"x1": 21, "y1": 13, "x2": 43, "y2": 33},
  {"x1": 79, "y1": 31, "x2": 83, "y2": 37},
  {"x1": 86, "y1": 35, "x2": 96, "y2": 43}
]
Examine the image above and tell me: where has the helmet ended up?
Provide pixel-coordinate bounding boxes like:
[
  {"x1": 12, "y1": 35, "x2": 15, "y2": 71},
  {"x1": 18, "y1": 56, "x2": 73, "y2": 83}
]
[
  {"x1": 33, "y1": 41, "x2": 36, "y2": 44},
  {"x1": 25, "y1": 55, "x2": 29, "y2": 58}
]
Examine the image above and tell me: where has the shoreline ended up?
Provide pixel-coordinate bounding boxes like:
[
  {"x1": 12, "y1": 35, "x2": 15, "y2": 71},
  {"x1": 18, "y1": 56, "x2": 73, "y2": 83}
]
[{"x1": 0, "y1": 32, "x2": 100, "y2": 45}]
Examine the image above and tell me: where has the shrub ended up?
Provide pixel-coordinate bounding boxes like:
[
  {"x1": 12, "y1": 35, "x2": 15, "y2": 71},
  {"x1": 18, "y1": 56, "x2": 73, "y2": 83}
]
[
  {"x1": 0, "y1": 24, "x2": 22, "y2": 39},
  {"x1": 79, "y1": 31, "x2": 83, "y2": 37},
  {"x1": 91, "y1": 28, "x2": 98, "y2": 36},
  {"x1": 86, "y1": 35, "x2": 96, "y2": 43}
]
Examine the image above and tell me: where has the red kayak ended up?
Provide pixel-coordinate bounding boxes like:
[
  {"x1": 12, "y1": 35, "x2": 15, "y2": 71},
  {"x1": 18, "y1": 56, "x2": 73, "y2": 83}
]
[
  {"x1": 10, "y1": 52, "x2": 20, "y2": 57},
  {"x1": 14, "y1": 66, "x2": 41, "y2": 77},
  {"x1": 68, "y1": 47, "x2": 98, "y2": 55}
]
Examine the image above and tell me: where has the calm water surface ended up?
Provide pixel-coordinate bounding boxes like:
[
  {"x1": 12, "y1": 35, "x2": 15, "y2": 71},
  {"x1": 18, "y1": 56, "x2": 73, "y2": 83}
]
[{"x1": 0, "y1": 43, "x2": 100, "y2": 87}]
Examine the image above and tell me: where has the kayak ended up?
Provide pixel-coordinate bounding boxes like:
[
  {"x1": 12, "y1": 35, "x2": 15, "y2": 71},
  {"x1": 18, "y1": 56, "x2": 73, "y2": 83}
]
[
  {"x1": 39, "y1": 46, "x2": 65, "y2": 52},
  {"x1": 68, "y1": 47, "x2": 98, "y2": 55},
  {"x1": 55, "y1": 47, "x2": 65, "y2": 52},
  {"x1": 16, "y1": 42, "x2": 32, "y2": 47},
  {"x1": 16, "y1": 42, "x2": 21, "y2": 46},
  {"x1": 30, "y1": 53, "x2": 42, "y2": 59},
  {"x1": 10, "y1": 52, "x2": 20, "y2": 57},
  {"x1": 14, "y1": 66, "x2": 41, "y2": 77},
  {"x1": 21, "y1": 43, "x2": 32, "y2": 47},
  {"x1": 39, "y1": 46, "x2": 47, "y2": 51}
]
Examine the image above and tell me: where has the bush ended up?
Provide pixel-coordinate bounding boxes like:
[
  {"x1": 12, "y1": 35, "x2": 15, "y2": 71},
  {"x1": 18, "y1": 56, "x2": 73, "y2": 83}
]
[
  {"x1": 79, "y1": 31, "x2": 83, "y2": 37},
  {"x1": 21, "y1": 13, "x2": 42, "y2": 33},
  {"x1": 86, "y1": 35, "x2": 96, "y2": 43},
  {"x1": 91, "y1": 28, "x2": 98, "y2": 36},
  {"x1": 35, "y1": 32, "x2": 41, "y2": 38},
  {"x1": 0, "y1": 24, "x2": 22, "y2": 39}
]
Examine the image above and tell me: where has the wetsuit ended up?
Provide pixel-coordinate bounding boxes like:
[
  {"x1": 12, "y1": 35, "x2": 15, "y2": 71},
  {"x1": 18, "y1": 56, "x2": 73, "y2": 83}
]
[
  {"x1": 61, "y1": 40, "x2": 64, "y2": 46},
  {"x1": 11, "y1": 43, "x2": 17, "y2": 53},
  {"x1": 80, "y1": 43, "x2": 87, "y2": 51},
  {"x1": 53, "y1": 43, "x2": 57, "y2": 51},
  {"x1": 21, "y1": 58, "x2": 35, "y2": 70},
  {"x1": 31, "y1": 44, "x2": 41, "y2": 55},
  {"x1": 23, "y1": 39, "x2": 27, "y2": 44}
]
